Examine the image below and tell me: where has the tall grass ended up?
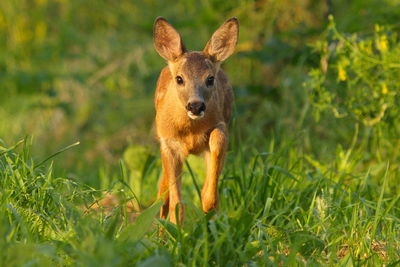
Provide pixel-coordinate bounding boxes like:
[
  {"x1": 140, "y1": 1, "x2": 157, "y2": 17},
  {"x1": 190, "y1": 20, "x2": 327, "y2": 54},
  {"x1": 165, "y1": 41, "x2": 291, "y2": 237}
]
[{"x1": 1, "y1": 133, "x2": 399, "y2": 266}]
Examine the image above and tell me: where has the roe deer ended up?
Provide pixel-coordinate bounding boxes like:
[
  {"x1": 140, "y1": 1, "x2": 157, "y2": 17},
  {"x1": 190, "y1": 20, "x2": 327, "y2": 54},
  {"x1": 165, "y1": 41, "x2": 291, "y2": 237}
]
[{"x1": 153, "y1": 17, "x2": 239, "y2": 224}]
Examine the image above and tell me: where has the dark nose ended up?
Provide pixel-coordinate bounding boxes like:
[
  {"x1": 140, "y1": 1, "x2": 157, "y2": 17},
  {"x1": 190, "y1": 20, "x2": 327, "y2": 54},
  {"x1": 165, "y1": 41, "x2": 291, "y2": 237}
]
[{"x1": 186, "y1": 101, "x2": 206, "y2": 115}]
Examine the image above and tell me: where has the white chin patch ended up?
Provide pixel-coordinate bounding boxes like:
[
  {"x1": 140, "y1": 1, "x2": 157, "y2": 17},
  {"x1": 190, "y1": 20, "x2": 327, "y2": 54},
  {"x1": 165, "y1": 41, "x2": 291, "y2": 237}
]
[{"x1": 188, "y1": 111, "x2": 205, "y2": 120}]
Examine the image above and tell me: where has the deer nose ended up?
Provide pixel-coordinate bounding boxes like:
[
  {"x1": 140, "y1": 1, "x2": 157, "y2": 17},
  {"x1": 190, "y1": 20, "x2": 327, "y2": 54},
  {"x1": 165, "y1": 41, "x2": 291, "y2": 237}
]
[{"x1": 186, "y1": 101, "x2": 206, "y2": 115}]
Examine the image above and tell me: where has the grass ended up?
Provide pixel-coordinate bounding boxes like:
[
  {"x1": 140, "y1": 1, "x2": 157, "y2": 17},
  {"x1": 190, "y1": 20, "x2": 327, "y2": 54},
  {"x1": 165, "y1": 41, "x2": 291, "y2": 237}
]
[{"x1": 1, "y1": 131, "x2": 399, "y2": 266}]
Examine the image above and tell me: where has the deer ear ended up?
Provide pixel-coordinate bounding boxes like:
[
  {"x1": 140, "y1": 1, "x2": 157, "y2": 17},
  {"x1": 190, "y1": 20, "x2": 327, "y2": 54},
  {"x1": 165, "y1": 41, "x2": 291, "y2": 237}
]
[
  {"x1": 203, "y1": 17, "x2": 239, "y2": 62},
  {"x1": 153, "y1": 17, "x2": 186, "y2": 62}
]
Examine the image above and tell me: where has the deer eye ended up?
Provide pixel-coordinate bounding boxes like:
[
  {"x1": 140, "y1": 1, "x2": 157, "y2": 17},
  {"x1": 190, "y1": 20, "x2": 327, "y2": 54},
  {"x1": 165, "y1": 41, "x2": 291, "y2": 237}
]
[
  {"x1": 176, "y1": 76, "x2": 184, "y2": 85},
  {"x1": 206, "y1": 76, "x2": 214, "y2": 87}
]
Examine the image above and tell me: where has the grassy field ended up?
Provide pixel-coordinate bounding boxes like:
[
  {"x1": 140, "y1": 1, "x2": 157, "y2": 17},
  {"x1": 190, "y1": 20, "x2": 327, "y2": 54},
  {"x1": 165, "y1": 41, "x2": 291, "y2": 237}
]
[{"x1": 1, "y1": 0, "x2": 400, "y2": 266}]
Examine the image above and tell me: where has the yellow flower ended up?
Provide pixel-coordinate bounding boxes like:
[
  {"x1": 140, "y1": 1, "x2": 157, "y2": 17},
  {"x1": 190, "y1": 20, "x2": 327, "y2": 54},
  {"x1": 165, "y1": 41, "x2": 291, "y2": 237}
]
[
  {"x1": 35, "y1": 21, "x2": 47, "y2": 42},
  {"x1": 13, "y1": 16, "x2": 32, "y2": 45},
  {"x1": 236, "y1": 41, "x2": 255, "y2": 52},
  {"x1": 35, "y1": 0, "x2": 48, "y2": 6},
  {"x1": 381, "y1": 83, "x2": 388, "y2": 95},
  {"x1": 378, "y1": 35, "x2": 388, "y2": 53},
  {"x1": 338, "y1": 65, "x2": 347, "y2": 81},
  {"x1": 0, "y1": 12, "x2": 6, "y2": 29}
]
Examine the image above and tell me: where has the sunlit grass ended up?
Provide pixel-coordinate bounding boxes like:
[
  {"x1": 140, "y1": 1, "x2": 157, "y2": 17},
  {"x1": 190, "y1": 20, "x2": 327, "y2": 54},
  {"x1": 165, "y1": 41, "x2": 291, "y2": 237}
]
[{"x1": 1, "y1": 134, "x2": 399, "y2": 266}]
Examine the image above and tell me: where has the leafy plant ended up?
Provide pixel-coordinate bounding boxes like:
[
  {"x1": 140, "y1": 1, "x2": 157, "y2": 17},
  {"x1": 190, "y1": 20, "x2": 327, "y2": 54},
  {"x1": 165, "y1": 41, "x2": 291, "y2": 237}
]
[{"x1": 306, "y1": 16, "x2": 400, "y2": 127}]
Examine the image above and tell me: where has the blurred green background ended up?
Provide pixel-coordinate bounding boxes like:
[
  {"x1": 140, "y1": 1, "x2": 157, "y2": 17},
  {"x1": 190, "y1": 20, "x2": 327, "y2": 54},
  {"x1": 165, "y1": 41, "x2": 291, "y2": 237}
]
[{"x1": 1, "y1": 0, "x2": 399, "y2": 203}]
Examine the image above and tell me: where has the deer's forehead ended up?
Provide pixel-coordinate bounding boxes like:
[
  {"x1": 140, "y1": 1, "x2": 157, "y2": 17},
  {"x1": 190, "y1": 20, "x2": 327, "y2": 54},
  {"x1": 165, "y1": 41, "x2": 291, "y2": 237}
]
[{"x1": 173, "y1": 53, "x2": 214, "y2": 76}]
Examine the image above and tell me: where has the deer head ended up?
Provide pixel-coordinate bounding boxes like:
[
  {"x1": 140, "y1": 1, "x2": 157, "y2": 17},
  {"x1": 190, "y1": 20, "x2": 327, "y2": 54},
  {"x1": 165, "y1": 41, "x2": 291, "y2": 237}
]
[{"x1": 153, "y1": 17, "x2": 239, "y2": 120}]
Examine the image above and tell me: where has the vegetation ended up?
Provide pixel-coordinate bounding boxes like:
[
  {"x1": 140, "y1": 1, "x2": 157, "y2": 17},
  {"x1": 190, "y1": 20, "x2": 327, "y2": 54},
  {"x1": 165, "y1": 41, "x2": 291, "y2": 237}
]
[{"x1": 1, "y1": 0, "x2": 399, "y2": 265}]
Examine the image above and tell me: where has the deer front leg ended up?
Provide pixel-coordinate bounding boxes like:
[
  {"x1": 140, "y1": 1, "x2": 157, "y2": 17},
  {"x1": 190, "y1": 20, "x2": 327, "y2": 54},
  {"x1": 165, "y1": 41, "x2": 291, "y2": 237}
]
[
  {"x1": 157, "y1": 171, "x2": 169, "y2": 220},
  {"x1": 202, "y1": 124, "x2": 227, "y2": 213},
  {"x1": 159, "y1": 141, "x2": 184, "y2": 224}
]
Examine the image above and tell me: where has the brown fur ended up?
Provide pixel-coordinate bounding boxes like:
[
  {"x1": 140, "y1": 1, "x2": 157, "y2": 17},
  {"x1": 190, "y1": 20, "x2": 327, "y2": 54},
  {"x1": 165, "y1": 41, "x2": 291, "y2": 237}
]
[{"x1": 153, "y1": 17, "x2": 238, "y2": 224}]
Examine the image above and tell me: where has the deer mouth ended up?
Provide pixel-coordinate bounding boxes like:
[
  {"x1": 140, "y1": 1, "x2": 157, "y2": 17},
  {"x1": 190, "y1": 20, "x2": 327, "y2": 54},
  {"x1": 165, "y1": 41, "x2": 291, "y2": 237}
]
[{"x1": 187, "y1": 111, "x2": 205, "y2": 120}]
